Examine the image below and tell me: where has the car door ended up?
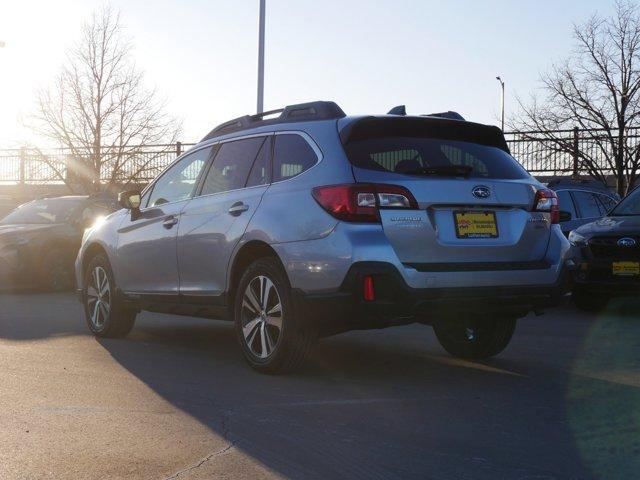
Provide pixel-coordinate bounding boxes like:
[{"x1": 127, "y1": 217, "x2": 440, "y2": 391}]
[
  {"x1": 115, "y1": 146, "x2": 212, "y2": 295},
  {"x1": 177, "y1": 135, "x2": 271, "y2": 300}
]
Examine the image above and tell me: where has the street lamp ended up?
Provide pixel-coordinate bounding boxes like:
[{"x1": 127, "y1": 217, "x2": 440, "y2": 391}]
[
  {"x1": 257, "y1": 0, "x2": 266, "y2": 114},
  {"x1": 496, "y1": 76, "x2": 505, "y2": 131}
]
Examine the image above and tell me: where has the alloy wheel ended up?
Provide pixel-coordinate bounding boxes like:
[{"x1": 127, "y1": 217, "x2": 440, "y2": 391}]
[
  {"x1": 86, "y1": 266, "x2": 111, "y2": 330},
  {"x1": 241, "y1": 275, "x2": 283, "y2": 359}
]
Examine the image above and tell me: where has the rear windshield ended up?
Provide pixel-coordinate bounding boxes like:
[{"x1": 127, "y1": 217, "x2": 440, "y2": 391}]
[{"x1": 344, "y1": 137, "x2": 529, "y2": 180}]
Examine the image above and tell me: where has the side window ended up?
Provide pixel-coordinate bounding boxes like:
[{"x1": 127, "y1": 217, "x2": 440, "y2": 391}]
[
  {"x1": 246, "y1": 136, "x2": 271, "y2": 188},
  {"x1": 200, "y1": 137, "x2": 265, "y2": 195},
  {"x1": 147, "y1": 147, "x2": 211, "y2": 207},
  {"x1": 597, "y1": 194, "x2": 617, "y2": 213},
  {"x1": 272, "y1": 134, "x2": 318, "y2": 182},
  {"x1": 573, "y1": 191, "x2": 602, "y2": 218},
  {"x1": 556, "y1": 191, "x2": 577, "y2": 220}
]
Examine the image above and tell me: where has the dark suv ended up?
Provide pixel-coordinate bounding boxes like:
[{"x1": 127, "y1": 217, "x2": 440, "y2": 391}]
[{"x1": 0, "y1": 195, "x2": 116, "y2": 290}]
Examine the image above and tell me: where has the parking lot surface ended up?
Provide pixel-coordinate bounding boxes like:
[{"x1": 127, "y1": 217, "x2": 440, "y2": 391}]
[{"x1": 0, "y1": 292, "x2": 638, "y2": 480}]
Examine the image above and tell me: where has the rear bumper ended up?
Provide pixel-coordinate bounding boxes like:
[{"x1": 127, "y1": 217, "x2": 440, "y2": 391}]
[{"x1": 295, "y1": 261, "x2": 572, "y2": 336}]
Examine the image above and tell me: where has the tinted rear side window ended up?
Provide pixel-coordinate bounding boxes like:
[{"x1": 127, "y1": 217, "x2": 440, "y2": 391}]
[
  {"x1": 573, "y1": 191, "x2": 602, "y2": 218},
  {"x1": 556, "y1": 190, "x2": 577, "y2": 219},
  {"x1": 273, "y1": 134, "x2": 318, "y2": 182},
  {"x1": 344, "y1": 137, "x2": 528, "y2": 180},
  {"x1": 200, "y1": 137, "x2": 265, "y2": 195}
]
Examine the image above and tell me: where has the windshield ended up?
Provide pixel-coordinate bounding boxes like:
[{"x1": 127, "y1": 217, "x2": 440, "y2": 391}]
[
  {"x1": 0, "y1": 198, "x2": 85, "y2": 225},
  {"x1": 611, "y1": 188, "x2": 640, "y2": 216},
  {"x1": 344, "y1": 137, "x2": 530, "y2": 179}
]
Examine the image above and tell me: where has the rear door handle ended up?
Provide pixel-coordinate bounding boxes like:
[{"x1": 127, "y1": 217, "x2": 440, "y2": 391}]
[
  {"x1": 228, "y1": 202, "x2": 250, "y2": 216},
  {"x1": 162, "y1": 216, "x2": 179, "y2": 229}
]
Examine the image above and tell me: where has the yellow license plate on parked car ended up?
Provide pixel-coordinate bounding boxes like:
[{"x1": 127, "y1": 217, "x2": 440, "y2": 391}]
[
  {"x1": 612, "y1": 261, "x2": 640, "y2": 276},
  {"x1": 454, "y1": 211, "x2": 498, "y2": 239}
]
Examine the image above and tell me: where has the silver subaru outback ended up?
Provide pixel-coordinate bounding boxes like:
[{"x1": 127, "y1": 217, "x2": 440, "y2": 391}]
[{"x1": 75, "y1": 101, "x2": 571, "y2": 373}]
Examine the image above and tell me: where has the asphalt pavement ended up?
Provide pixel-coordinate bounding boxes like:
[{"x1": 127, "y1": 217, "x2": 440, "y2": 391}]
[{"x1": 0, "y1": 292, "x2": 638, "y2": 480}]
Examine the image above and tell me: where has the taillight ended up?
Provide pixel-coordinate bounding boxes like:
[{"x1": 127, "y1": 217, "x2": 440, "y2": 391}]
[
  {"x1": 311, "y1": 184, "x2": 418, "y2": 223},
  {"x1": 533, "y1": 189, "x2": 559, "y2": 224}
]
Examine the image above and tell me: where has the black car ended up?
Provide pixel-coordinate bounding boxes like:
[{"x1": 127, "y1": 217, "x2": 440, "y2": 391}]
[
  {"x1": 0, "y1": 195, "x2": 116, "y2": 291},
  {"x1": 548, "y1": 178, "x2": 620, "y2": 236},
  {"x1": 568, "y1": 186, "x2": 640, "y2": 310}
]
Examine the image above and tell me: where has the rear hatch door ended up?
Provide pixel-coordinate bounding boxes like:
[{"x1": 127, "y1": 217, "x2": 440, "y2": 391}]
[{"x1": 342, "y1": 116, "x2": 551, "y2": 265}]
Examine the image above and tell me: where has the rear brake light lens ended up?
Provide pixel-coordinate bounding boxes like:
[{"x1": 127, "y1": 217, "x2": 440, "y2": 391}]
[
  {"x1": 312, "y1": 184, "x2": 418, "y2": 223},
  {"x1": 533, "y1": 189, "x2": 559, "y2": 224},
  {"x1": 363, "y1": 275, "x2": 375, "y2": 301}
]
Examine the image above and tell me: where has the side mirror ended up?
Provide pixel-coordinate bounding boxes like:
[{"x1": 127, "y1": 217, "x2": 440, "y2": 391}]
[
  {"x1": 118, "y1": 190, "x2": 141, "y2": 211},
  {"x1": 559, "y1": 210, "x2": 572, "y2": 222}
]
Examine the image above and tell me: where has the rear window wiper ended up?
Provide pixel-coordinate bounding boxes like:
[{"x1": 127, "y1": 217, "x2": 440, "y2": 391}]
[{"x1": 399, "y1": 165, "x2": 473, "y2": 178}]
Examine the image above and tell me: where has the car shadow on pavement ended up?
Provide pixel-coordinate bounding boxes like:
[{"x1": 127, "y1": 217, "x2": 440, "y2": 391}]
[
  {"x1": 2, "y1": 292, "x2": 638, "y2": 479},
  {"x1": 95, "y1": 309, "x2": 613, "y2": 480}
]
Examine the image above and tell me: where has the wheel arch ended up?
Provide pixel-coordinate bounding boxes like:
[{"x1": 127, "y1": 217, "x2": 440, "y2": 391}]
[
  {"x1": 227, "y1": 240, "x2": 287, "y2": 307},
  {"x1": 81, "y1": 242, "x2": 110, "y2": 277}
]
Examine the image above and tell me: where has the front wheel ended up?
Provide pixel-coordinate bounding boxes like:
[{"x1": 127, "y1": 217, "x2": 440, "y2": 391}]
[
  {"x1": 234, "y1": 257, "x2": 316, "y2": 374},
  {"x1": 433, "y1": 317, "x2": 517, "y2": 359},
  {"x1": 83, "y1": 254, "x2": 136, "y2": 338}
]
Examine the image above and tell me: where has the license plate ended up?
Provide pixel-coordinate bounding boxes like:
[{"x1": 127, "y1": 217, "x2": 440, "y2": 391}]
[
  {"x1": 612, "y1": 261, "x2": 640, "y2": 276},
  {"x1": 454, "y1": 211, "x2": 498, "y2": 239}
]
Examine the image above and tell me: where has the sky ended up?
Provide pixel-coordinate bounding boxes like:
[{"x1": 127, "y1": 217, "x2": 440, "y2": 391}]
[{"x1": 0, "y1": 0, "x2": 617, "y2": 147}]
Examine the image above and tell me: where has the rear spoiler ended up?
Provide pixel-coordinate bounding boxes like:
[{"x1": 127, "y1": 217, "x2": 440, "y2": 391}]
[{"x1": 339, "y1": 116, "x2": 510, "y2": 153}]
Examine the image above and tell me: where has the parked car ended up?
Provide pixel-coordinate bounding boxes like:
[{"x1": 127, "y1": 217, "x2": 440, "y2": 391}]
[
  {"x1": 75, "y1": 101, "x2": 571, "y2": 373},
  {"x1": 568, "y1": 185, "x2": 640, "y2": 311},
  {"x1": 548, "y1": 178, "x2": 620, "y2": 236},
  {"x1": 0, "y1": 195, "x2": 19, "y2": 220},
  {"x1": 0, "y1": 195, "x2": 117, "y2": 291}
]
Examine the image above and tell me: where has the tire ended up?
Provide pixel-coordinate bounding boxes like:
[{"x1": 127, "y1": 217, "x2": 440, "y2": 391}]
[
  {"x1": 39, "y1": 248, "x2": 74, "y2": 292},
  {"x1": 573, "y1": 289, "x2": 609, "y2": 312},
  {"x1": 234, "y1": 257, "x2": 316, "y2": 374},
  {"x1": 433, "y1": 317, "x2": 517, "y2": 359},
  {"x1": 83, "y1": 253, "x2": 136, "y2": 338}
]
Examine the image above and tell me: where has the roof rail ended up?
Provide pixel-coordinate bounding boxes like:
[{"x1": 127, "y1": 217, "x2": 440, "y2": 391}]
[{"x1": 201, "y1": 101, "x2": 346, "y2": 141}]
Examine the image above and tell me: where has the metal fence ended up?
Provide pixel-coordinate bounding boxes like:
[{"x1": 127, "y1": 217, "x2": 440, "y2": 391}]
[
  {"x1": 0, "y1": 143, "x2": 195, "y2": 185},
  {"x1": 1, "y1": 127, "x2": 639, "y2": 185},
  {"x1": 504, "y1": 127, "x2": 640, "y2": 175}
]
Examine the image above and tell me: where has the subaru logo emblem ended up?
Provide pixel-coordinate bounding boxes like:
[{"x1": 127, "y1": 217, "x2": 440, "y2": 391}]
[
  {"x1": 472, "y1": 186, "x2": 491, "y2": 199},
  {"x1": 617, "y1": 237, "x2": 636, "y2": 247}
]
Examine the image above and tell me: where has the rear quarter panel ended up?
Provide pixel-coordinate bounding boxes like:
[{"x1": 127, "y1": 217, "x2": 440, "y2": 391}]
[{"x1": 245, "y1": 122, "x2": 353, "y2": 244}]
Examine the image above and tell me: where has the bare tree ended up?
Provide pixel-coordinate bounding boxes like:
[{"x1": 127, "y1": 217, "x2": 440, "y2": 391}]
[
  {"x1": 514, "y1": 1, "x2": 640, "y2": 196},
  {"x1": 31, "y1": 5, "x2": 181, "y2": 193}
]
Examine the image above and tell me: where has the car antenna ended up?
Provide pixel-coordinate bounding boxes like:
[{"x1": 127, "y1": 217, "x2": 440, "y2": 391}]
[{"x1": 387, "y1": 105, "x2": 406, "y2": 115}]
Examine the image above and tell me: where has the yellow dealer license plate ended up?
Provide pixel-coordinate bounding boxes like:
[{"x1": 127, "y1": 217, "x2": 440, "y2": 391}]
[
  {"x1": 454, "y1": 211, "x2": 498, "y2": 239},
  {"x1": 612, "y1": 261, "x2": 640, "y2": 276}
]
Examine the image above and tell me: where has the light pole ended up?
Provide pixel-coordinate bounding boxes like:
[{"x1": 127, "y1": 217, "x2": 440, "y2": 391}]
[
  {"x1": 496, "y1": 76, "x2": 505, "y2": 131},
  {"x1": 257, "y1": 0, "x2": 266, "y2": 114}
]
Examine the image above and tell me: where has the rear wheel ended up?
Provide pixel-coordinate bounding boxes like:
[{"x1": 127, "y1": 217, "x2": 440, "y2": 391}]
[
  {"x1": 433, "y1": 317, "x2": 517, "y2": 359},
  {"x1": 83, "y1": 254, "x2": 136, "y2": 338},
  {"x1": 573, "y1": 289, "x2": 609, "y2": 312},
  {"x1": 234, "y1": 257, "x2": 316, "y2": 374}
]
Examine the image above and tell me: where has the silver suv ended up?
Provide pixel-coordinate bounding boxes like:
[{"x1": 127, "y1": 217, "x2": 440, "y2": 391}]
[{"x1": 75, "y1": 101, "x2": 571, "y2": 373}]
